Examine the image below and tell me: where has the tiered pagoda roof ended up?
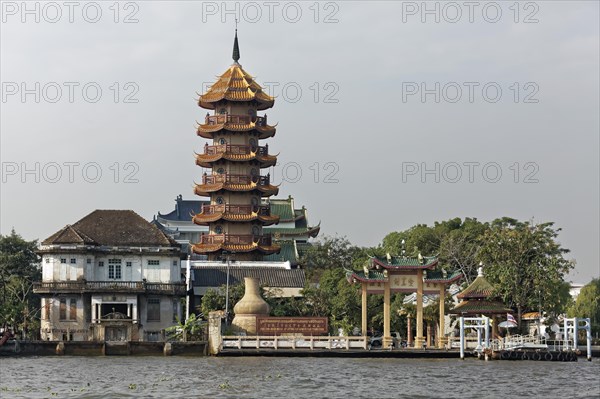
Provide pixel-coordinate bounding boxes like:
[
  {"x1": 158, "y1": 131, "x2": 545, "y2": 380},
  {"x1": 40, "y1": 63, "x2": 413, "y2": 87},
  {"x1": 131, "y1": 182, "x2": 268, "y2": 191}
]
[
  {"x1": 197, "y1": 115, "x2": 276, "y2": 140},
  {"x1": 195, "y1": 144, "x2": 277, "y2": 168},
  {"x1": 192, "y1": 204, "x2": 279, "y2": 226},
  {"x1": 191, "y1": 236, "x2": 280, "y2": 255},
  {"x1": 193, "y1": 175, "x2": 279, "y2": 197},
  {"x1": 450, "y1": 267, "x2": 512, "y2": 315},
  {"x1": 198, "y1": 64, "x2": 274, "y2": 110}
]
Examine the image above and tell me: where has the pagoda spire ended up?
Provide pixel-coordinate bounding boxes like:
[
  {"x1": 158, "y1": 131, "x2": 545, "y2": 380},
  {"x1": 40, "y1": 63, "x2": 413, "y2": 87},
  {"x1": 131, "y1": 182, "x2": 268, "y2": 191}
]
[{"x1": 232, "y1": 26, "x2": 240, "y2": 63}]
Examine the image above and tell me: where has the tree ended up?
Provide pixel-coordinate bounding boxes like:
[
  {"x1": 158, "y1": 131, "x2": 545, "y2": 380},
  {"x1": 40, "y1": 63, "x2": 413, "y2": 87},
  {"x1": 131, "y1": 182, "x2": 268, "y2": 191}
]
[
  {"x1": 479, "y1": 220, "x2": 574, "y2": 324},
  {"x1": 0, "y1": 230, "x2": 41, "y2": 338},
  {"x1": 199, "y1": 283, "x2": 245, "y2": 323},
  {"x1": 568, "y1": 279, "x2": 600, "y2": 336}
]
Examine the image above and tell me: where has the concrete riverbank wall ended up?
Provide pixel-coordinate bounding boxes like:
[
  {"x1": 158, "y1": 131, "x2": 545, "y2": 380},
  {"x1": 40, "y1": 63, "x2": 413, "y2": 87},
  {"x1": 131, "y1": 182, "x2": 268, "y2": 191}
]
[{"x1": 0, "y1": 340, "x2": 208, "y2": 356}]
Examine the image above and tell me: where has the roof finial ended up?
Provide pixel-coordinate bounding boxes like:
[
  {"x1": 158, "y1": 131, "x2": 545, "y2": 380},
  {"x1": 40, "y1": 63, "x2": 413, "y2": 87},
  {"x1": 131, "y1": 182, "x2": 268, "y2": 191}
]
[
  {"x1": 232, "y1": 20, "x2": 240, "y2": 63},
  {"x1": 478, "y1": 262, "x2": 484, "y2": 277}
]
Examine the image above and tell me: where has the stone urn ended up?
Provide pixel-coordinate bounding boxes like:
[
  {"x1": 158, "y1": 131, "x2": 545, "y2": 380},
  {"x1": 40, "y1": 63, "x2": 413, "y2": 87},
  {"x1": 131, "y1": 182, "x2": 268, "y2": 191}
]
[{"x1": 232, "y1": 277, "x2": 270, "y2": 335}]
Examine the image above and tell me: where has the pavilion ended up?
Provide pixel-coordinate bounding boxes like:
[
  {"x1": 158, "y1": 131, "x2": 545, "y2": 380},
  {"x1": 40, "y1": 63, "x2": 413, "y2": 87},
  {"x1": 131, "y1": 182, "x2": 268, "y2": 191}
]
[
  {"x1": 450, "y1": 266, "x2": 512, "y2": 339},
  {"x1": 347, "y1": 255, "x2": 461, "y2": 348}
]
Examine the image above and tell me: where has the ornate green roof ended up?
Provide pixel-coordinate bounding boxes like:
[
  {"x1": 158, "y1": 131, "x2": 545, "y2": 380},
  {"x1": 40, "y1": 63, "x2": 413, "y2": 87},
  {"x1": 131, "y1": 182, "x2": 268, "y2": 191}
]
[
  {"x1": 372, "y1": 255, "x2": 438, "y2": 269},
  {"x1": 457, "y1": 272, "x2": 495, "y2": 299},
  {"x1": 346, "y1": 269, "x2": 387, "y2": 283},
  {"x1": 424, "y1": 270, "x2": 462, "y2": 283},
  {"x1": 269, "y1": 198, "x2": 296, "y2": 220},
  {"x1": 264, "y1": 240, "x2": 298, "y2": 264}
]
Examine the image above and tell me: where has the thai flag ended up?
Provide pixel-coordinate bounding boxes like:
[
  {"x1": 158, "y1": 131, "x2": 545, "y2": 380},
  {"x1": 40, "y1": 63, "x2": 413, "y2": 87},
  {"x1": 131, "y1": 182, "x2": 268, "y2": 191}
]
[{"x1": 507, "y1": 313, "x2": 517, "y2": 324}]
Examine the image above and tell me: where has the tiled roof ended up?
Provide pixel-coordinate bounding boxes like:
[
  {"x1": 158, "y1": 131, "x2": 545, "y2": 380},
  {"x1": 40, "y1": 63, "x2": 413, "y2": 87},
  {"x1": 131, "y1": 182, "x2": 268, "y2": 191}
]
[
  {"x1": 372, "y1": 256, "x2": 438, "y2": 270},
  {"x1": 346, "y1": 270, "x2": 387, "y2": 283},
  {"x1": 266, "y1": 225, "x2": 320, "y2": 238},
  {"x1": 450, "y1": 300, "x2": 512, "y2": 315},
  {"x1": 157, "y1": 196, "x2": 208, "y2": 222},
  {"x1": 198, "y1": 65, "x2": 274, "y2": 110},
  {"x1": 43, "y1": 210, "x2": 178, "y2": 247},
  {"x1": 269, "y1": 198, "x2": 295, "y2": 220},
  {"x1": 264, "y1": 240, "x2": 298, "y2": 264},
  {"x1": 194, "y1": 182, "x2": 279, "y2": 197},
  {"x1": 192, "y1": 266, "x2": 305, "y2": 289},
  {"x1": 457, "y1": 275, "x2": 495, "y2": 299},
  {"x1": 424, "y1": 270, "x2": 463, "y2": 284}
]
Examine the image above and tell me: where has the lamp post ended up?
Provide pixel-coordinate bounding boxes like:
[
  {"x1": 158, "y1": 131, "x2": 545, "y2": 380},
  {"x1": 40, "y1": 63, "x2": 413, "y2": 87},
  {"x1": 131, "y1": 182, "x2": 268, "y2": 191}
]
[{"x1": 222, "y1": 251, "x2": 233, "y2": 325}]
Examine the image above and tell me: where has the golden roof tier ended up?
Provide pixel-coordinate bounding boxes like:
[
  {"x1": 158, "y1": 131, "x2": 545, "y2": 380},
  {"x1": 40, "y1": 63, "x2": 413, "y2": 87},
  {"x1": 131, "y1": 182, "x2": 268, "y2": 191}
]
[
  {"x1": 191, "y1": 234, "x2": 281, "y2": 255},
  {"x1": 197, "y1": 114, "x2": 276, "y2": 140},
  {"x1": 198, "y1": 64, "x2": 275, "y2": 110},
  {"x1": 195, "y1": 143, "x2": 277, "y2": 168},
  {"x1": 194, "y1": 173, "x2": 279, "y2": 197},
  {"x1": 192, "y1": 204, "x2": 279, "y2": 226}
]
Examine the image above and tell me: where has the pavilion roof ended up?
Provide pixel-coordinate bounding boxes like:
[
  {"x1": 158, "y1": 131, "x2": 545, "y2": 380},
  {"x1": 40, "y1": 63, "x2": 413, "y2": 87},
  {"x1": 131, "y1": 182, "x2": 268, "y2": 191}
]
[
  {"x1": 456, "y1": 273, "x2": 495, "y2": 299},
  {"x1": 371, "y1": 255, "x2": 438, "y2": 270}
]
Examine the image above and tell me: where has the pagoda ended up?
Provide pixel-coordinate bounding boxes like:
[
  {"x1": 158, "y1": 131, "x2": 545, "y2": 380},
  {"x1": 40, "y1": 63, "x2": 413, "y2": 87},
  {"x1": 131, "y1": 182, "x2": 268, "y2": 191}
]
[{"x1": 191, "y1": 31, "x2": 281, "y2": 261}]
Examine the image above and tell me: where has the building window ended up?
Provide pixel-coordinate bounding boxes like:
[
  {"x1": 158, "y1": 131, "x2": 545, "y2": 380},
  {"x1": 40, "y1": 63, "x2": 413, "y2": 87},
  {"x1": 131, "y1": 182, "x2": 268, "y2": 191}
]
[
  {"x1": 108, "y1": 259, "x2": 122, "y2": 280},
  {"x1": 219, "y1": 137, "x2": 226, "y2": 145},
  {"x1": 45, "y1": 258, "x2": 50, "y2": 263},
  {"x1": 217, "y1": 167, "x2": 225, "y2": 174},
  {"x1": 70, "y1": 258, "x2": 76, "y2": 264},
  {"x1": 252, "y1": 225, "x2": 260, "y2": 236},
  {"x1": 60, "y1": 258, "x2": 67, "y2": 264},
  {"x1": 147, "y1": 298, "x2": 160, "y2": 322},
  {"x1": 98, "y1": 261, "x2": 104, "y2": 267},
  {"x1": 59, "y1": 298, "x2": 67, "y2": 320},
  {"x1": 126, "y1": 261, "x2": 132, "y2": 267},
  {"x1": 218, "y1": 108, "x2": 226, "y2": 115},
  {"x1": 215, "y1": 225, "x2": 223, "y2": 234},
  {"x1": 147, "y1": 260, "x2": 160, "y2": 266},
  {"x1": 216, "y1": 196, "x2": 224, "y2": 205},
  {"x1": 172, "y1": 298, "x2": 179, "y2": 322},
  {"x1": 87, "y1": 258, "x2": 92, "y2": 264},
  {"x1": 172, "y1": 260, "x2": 178, "y2": 267},
  {"x1": 69, "y1": 298, "x2": 77, "y2": 320}
]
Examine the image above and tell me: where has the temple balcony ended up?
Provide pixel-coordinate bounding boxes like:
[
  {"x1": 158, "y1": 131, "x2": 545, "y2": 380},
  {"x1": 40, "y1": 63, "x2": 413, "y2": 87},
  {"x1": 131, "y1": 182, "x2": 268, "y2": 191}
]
[
  {"x1": 33, "y1": 281, "x2": 186, "y2": 295},
  {"x1": 202, "y1": 204, "x2": 271, "y2": 216},
  {"x1": 205, "y1": 114, "x2": 268, "y2": 126},
  {"x1": 202, "y1": 173, "x2": 271, "y2": 186},
  {"x1": 203, "y1": 144, "x2": 269, "y2": 156},
  {"x1": 193, "y1": 204, "x2": 278, "y2": 226},
  {"x1": 199, "y1": 234, "x2": 273, "y2": 246}
]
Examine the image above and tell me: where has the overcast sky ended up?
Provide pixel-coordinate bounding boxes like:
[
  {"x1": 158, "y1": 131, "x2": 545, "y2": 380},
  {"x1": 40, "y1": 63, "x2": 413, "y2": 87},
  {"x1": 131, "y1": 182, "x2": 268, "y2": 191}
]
[{"x1": 1, "y1": 1, "x2": 598, "y2": 282}]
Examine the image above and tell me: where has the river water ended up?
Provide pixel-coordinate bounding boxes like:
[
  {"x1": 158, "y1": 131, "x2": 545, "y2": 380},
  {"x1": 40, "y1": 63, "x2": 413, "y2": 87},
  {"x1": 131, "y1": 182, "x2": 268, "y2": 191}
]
[{"x1": 1, "y1": 356, "x2": 598, "y2": 398}]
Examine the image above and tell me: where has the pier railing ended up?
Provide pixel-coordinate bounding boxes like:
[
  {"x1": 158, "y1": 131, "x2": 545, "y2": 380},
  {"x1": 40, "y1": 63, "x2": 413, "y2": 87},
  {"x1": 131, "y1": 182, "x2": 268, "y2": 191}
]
[{"x1": 221, "y1": 335, "x2": 369, "y2": 351}]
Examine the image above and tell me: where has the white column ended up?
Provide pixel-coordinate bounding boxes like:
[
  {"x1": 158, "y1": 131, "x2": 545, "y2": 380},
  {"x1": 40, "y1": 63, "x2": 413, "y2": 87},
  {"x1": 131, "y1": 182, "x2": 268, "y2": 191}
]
[
  {"x1": 92, "y1": 302, "x2": 97, "y2": 323},
  {"x1": 459, "y1": 317, "x2": 465, "y2": 359},
  {"x1": 185, "y1": 255, "x2": 191, "y2": 321},
  {"x1": 132, "y1": 302, "x2": 138, "y2": 322}
]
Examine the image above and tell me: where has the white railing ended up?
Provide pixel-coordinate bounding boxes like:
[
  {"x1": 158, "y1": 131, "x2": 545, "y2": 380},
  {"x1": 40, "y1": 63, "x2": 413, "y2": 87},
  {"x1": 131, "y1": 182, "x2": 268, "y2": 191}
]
[{"x1": 221, "y1": 335, "x2": 368, "y2": 350}]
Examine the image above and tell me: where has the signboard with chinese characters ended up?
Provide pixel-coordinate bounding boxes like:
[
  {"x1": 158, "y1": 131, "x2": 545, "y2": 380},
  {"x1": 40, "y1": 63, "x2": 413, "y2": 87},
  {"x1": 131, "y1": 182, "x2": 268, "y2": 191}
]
[
  {"x1": 256, "y1": 317, "x2": 328, "y2": 335},
  {"x1": 366, "y1": 273, "x2": 444, "y2": 294}
]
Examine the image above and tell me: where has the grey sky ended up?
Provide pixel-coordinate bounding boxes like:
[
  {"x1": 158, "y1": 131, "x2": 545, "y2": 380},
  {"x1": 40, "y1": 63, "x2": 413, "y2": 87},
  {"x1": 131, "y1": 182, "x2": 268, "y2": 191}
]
[{"x1": 1, "y1": 1, "x2": 598, "y2": 283}]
